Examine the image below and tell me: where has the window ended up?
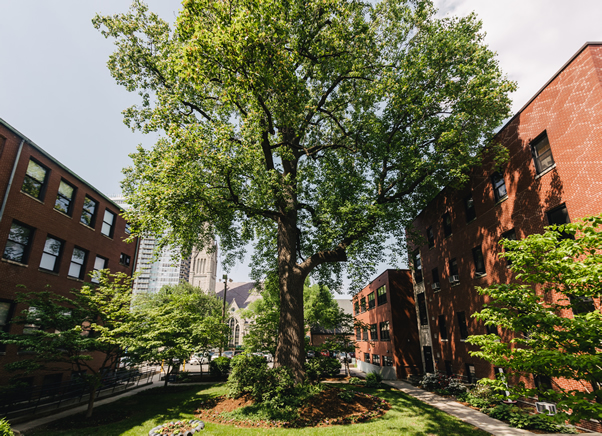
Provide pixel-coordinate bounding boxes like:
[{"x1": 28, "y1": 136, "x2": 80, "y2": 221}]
[
  {"x1": 466, "y1": 364, "x2": 476, "y2": 384},
  {"x1": 368, "y1": 292, "x2": 375, "y2": 310},
  {"x1": 23, "y1": 307, "x2": 41, "y2": 335},
  {"x1": 457, "y1": 311, "x2": 469, "y2": 340},
  {"x1": 354, "y1": 301, "x2": 360, "y2": 314},
  {"x1": 472, "y1": 246, "x2": 486, "y2": 277},
  {"x1": 501, "y1": 229, "x2": 516, "y2": 265},
  {"x1": 438, "y1": 315, "x2": 448, "y2": 340},
  {"x1": 448, "y1": 258, "x2": 459, "y2": 284},
  {"x1": 81, "y1": 196, "x2": 98, "y2": 227},
  {"x1": 369, "y1": 323, "x2": 378, "y2": 340},
  {"x1": 54, "y1": 180, "x2": 76, "y2": 215},
  {"x1": 372, "y1": 354, "x2": 380, "y2": 366},
  {"x1": 0, "y1": 301, "x2": 15, "y2": 352},
  {"x1": 364, "y1": 353, "x2": 370, "y2": 363},
  {"x1": 533, "y1": 374, "x2": 553, "y2": 391},
  {"x1": 445, "y1": 360, "x2": 453, "y2": 376},
  {"x1": 531, "y1": 133, "x2": 555, "y2": 174},
  {"x1": 22, "y1": 159, "x2": 48, "y2": 200},
  {"x1": 101, "y1": 209, "x2": 116, "y2": 237},
  {"x1": 91, "y1": 256, "x2": 107, "y2": 283},
  {"x1": 3, "y1": 221, "x2": 34, "y2": 264},
  {"x1": 125, "y1": 223, "x2": 131, "y2": 235},
  {"x1": 571, "y1": 296, "x2": 595, "y2": 315},
  {"x1": 383, "y1": 355, "x2": 393, "y2": 366},
  {"x1": 547, "y1": 204, "x2": 572, "y2": 240},
  {"x1": 427, "y1": 226, "x2": 435, "y2": 248},
  {"x1": 491, "y1": 172, "x2": 507, "y2": 202},
  {"x1": 431, "y1": 268, "x2": 440, "y2": 291},
  {"x1": 360, "y1": 297, "x2": 366, "y2": 313},
  {"x1": 442, "y1": 212, "x2": 452, "y2": 237},
  {"x1": 39, "y1": 236, "x2": 63, "y2": 272},
  {"x1": 119, "y1": 253, "x2": 131, "y2": 267},
  {"x1": 486, "y1": 323, "x2": 499, "y2": 335},
  {"x1": 417, "y1": 293, "x2": 428, "y2": 326},
  {"x1": 377, "y1": 285, "x2": 387, "y2": 305},
  {"x1": 380, "y1": 321, "x2": 390, "y2": 340},
  {"x1": 362, "y1": 328, "x2": 368, "y2": 341},
  {"x1": 68, "y1": 247, "x2": 87, "y2": 279},
  {"x1": 356, "y1": 328, "x2": 361, "y2": 341},
  {"x1": 464, "y1": 194, "x2": 476, "y2": 222},
  {"x1": 413, "y1": 250, "x2": 423, "y2": 283}
]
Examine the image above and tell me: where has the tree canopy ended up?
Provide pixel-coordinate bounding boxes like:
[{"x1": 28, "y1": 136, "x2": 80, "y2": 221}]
[
  {"x1": 94, "y1": 0, "x2": 515, "y2": 378},
  {"x1": 468, "y1": 215, "x2": 602, "y2": 423}
]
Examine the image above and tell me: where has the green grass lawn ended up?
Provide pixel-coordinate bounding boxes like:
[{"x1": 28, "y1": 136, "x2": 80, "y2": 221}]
[{"x1": 27, "y1": 383, "x2": 490, "y2": 436}]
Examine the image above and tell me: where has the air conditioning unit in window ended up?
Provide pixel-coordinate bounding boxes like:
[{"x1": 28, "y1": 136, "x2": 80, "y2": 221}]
[
  {"x1": 448, "y1": 275, "x2": 460, "y2": 284},
  {"x1": 431, "y1": 282, "x2": 441, "y2": 291},
  {"x1": 535, "y1": 402, "x2": 557, "y2": 415}
]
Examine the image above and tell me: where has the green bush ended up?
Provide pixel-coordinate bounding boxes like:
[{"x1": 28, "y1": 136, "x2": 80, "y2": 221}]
[
  {"x1": 338, "y1": 389, "x2": 355, "y2": 402},
  {"x1": 484, "y1": 403, "x2": 519, "y2": 421},
  {"x1": 226, "y1": 353, "x2": 269, "y2": 400},
  {"x1": 348, "y1": 376, "x2": 363, "y2": 385},
  {"x1": 365, "y1": 372, "x2": 382, "y2": 388},
  {"x1": 261, "y1": 366, "x2": 299, "y2": 410},
  {"x1": 209, "y1": 356, "x2": 231, "y2": 378},
  {"x1": 304, "y1": 355, "x2": 340, "y2": 382},
  {"x1": 0, "y1": 418, "x2": 13, "y2": 436}
]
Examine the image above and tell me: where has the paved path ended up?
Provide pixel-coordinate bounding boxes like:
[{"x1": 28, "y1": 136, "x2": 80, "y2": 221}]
[{"x1": 348, "y1": 367, "x2": 600, "y2": 436}]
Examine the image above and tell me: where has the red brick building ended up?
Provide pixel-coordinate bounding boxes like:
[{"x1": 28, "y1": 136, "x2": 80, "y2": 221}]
[
  {"x1": 353, "y1": 269, "x2": 421, "y2": 380},
  {"x1": 0, "y1": 117, "x2": 137, "y2": 387},
  {"x1": 407, "y1": 42, "x2": 602, "y2": 390}
]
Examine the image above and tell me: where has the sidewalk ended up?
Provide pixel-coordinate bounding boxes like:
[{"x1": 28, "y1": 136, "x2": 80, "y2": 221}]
[{"x1": 349, "y1": 367, "x2": 600, "y2": 436}]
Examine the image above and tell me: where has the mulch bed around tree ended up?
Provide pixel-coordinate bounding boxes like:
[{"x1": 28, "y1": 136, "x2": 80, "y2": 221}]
[{"x1": 195, "y1": 386, "x2": 390, "y2": 428}]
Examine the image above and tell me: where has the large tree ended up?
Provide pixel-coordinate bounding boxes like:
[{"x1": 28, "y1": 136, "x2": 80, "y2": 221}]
[
  {"x1": 94, "y1": 0, "x2": 514, "y2": 379},
  {"x1": 468, "y1": 216, "x2": 602, "y2": 423}
]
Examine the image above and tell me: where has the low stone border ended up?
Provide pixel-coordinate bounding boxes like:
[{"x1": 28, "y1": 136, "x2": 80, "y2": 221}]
[{"x1": 148, "y1": 419, "x2": 204, "y2": 435}]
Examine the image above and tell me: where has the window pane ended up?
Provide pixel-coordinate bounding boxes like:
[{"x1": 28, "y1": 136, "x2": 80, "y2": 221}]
[
  {"x1": 8, "y1": 223, "x2": 31, "y2": 245},
  {"x1": 94, "y1": 256, "x2": 106, "y2": 270},
  {"x1": 3, "y1": 241, "x2": 25, "y2": 262},
  {"x1": 101, "y1": 222, "x2": 112, "y2": 236},
  {"x1": 40, "y1": 253, "x2": 57, "y2": 271},
  {"x1": 68, "y1": 262, "x2": 82, "y2": 278},
  {"x1": 43, "y1": 238, "x2": 61, "y2": 256},
  {"x1": 103, "y1": 210, "x2": 115, "y2": 225},
  {"x1": 26, "y1": 160, "x2": 46, "y2": 183},
  {"x1": 57, "y1": 181, "x2": 73, "y2": 198},
  {"x1": 22, "y1": 177, "x2": 42, "y2": 198},
  {"x1": 0, "y1": 302, "x2": 11, "y2": 326}
]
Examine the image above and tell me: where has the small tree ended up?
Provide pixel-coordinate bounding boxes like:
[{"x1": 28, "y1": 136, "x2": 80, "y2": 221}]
[
  {"x1": 320, "y1": 313, "x2": 365, "y2": 377},
  {"x1": 0, "y1": 271, "x2": 134, "y2": 418},
  {"x1": 468, "y1": 215, "x2": 602, "y2": 423},
  {"x1": 125, "y1": 282, "x2": 229, "y2": 387}
]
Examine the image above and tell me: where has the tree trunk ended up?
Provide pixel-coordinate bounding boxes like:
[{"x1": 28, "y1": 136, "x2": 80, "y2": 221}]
[
  {"x1": 274, "y1": 215, "x2": 306, "y2": 382},
  {"x1": 85, "y1": 384, "x2": 97, "y2": 419}
]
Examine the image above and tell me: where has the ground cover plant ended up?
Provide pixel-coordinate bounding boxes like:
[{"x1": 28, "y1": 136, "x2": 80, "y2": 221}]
[{"x1": 27, "y1": 383, "x2": 490, "y2": 435}]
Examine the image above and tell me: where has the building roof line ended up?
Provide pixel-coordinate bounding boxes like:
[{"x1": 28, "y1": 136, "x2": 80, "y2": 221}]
[{"x1": 0, "y1": 117, "x2": 124, "y2": 212}]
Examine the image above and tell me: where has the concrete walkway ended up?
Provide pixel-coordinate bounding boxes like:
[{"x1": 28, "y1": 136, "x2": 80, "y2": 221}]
[{"x1": 348, "y1": 367, "x2": 601, "y2": 436}]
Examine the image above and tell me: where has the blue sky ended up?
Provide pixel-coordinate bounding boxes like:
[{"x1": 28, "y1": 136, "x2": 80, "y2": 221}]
[{"x1": 1, "y1": 0, "x2": 601, "y2": 285}]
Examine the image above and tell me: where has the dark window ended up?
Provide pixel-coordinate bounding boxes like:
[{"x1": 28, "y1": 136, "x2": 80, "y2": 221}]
[
  {"x1": 22, "y1": 159, "x2": 48, "y2": 200},
  {"x1": 101, "y1": 209, "x2": 116, "y2": 237},
  {"x1": 354, "y1": 301, "x2": 360, "y2": 314},
  {"x1": 380, "y1": 321, "x2": 390, "y2": 340},
  {"x1": 466, "y1": 364, "x2": 476, "y2": 384},
  {"x1": 534, "y1": 374, "x2": 552, "y2": 391},
  {"x1": 0, "y1": 300, "x2": 15, "y2": 352},
  {"x1": 54, "y1": 179, "x2": 76, "y2": 215},
  {"x1": 39, "y1": 236, "x2": 63, "y2": 272},
  {"x1": 367, "y1": 292, "x2": 375, "y2": 310},
  {"x1": 457, "y1": 311, "x2": 469, "y2": 340},
  {"x1": 445, "y1": 360, "x2": 453, "y2": 376},
  {"x1": 472, "y1": 246, "x2": 486, "y2": 276},
  {"x1": 501, "y1": 229, "x2": 517, "y2": 265},
  {"x1": 370, "y1": 323, "x2": 378, "y2": 340},
  {"x1": 571, "y1": 296, "x2": 595, "y2": 315},
  {"x1": 119, "y1": 253, "x2": 131, "y2": 267},
  {"x1": 486, "y1": 323, "x2": 499, "y2": 335},
  {"x1": 125, "y1": 223, "x2": 131, "y2": 235},
  {"x1": 372, "y1": 354, "x2": 380, "y2": 366},
  {"x1": 360, "y1": 297, "x2": 366, "y2": 313},
  {"x1": 91, "y1": 256, "x2": 107, "y2": 283},
  {"x1": 362, "y1": 328, "x2": 368, "y2": 341},
  {"x1": 423, "y1": 346, "x2": 434, "y2": 373},
  {"x1": 383, "y1": 355, "x2": 393, "y2": 366},
  {"x1": 417, "y1": 293, "x2": 428, "y2": 326},
  {"x1": 377, "y1": 285, "x2": 387, "y2": 305},
  {"x1": 442, "y1": 212, "x2": 452, "y2": 237},
  {"x1": 81, "y1": 196, "x2": 98, "y2": 227},
  {"x1": 364, "y1": 353, "x2": 370, "y2": 363},
  {"x1": 427, "y1": 226, "x2": 435, "y2": 248},
  {"x1": 413, "y1": 250, "x2": 423, "y2": 283},
  {"x1": 547, "y1": 204, "x2": 573, "y2": 240},
  {"x1": 491, "y1": 172, "x2": 507, "y2": 202},
  {"x1": 438, "y1": 315, "x2": 448, "y2": 340},
  {"x1": 531, "y1": 133, "x2": 555, "y2": 174},
  {"x1": 448, "y1": 258, "x2": 459, "y2": 284},
  {"x1": 464, "y1": 194, "x2": 476, "y2": 222},
  {"x1": 3, "y1": 221, "x2": 34, "y2": 264},
  {"x1": 431, "y1": 268, "x2": 441, "y2": 291},
  {"x1": 68, "y1": 247, "x2": 87, "y2": 279},
  {"x1": 356, "y1": 328, "x2": 361, "y2": 341}
]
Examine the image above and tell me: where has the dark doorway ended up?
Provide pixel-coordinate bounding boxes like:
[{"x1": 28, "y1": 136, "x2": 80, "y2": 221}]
[{"x1": 423, "y1": 346, "x2": 434, "y2": 373}]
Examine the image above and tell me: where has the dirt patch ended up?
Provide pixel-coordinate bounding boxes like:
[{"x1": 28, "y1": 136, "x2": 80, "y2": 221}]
[{"x1": 196, "y1": 386, "x2": 390, "y2": 428}]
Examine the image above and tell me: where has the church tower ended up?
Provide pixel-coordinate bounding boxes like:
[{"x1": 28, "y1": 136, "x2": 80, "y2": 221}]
[{"x1": 188, "y1": 242, "x2": 217, "y2": 293}]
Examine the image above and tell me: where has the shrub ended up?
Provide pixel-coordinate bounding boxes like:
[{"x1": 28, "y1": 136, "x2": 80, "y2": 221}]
[
  {"x1": 304, "y1": 356, "x2": 340, "y2": 382},
  {"x1": 261, "y1": 367, "x2": 300, "y2": 410},
  {"x1": 226, "y1": 353, "x2": 269, "y2": 400},
  {"x1": 209, "y1": 356, "x2": 231, "y2": 378},
  {"x1": 485, "y1": 403, "x2": 520, "y2": 421},
  {"x1": 338, "y1": 389, "x2": 355, "y2": 402},
  {"x1": 420, "y1": 372, "x2": 448, "y2": 391},
  {"x1": 365, "y1": 372, "x2": 382, "y2": 388},
  {"x1": 176, "y1": 371, "x2": 191, "y2": 382},
  {"x1": 0, "y1": 418, "x2": 13, "y2": 436},
  {"x1": 348, "y1": 376, "x2": 363, "y2": 385}
]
